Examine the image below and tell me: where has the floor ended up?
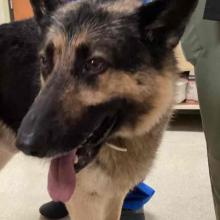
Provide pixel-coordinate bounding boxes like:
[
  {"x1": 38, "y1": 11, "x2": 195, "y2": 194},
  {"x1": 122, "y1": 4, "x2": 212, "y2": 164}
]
[{"x1": 0, "y1": 114, "x2": 215, "y2": 220}]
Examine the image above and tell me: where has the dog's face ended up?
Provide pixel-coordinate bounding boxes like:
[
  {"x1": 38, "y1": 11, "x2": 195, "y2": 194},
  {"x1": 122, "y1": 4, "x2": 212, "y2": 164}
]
[{"x1": 17, "y1": 0, "x2": 197, "y2": 171}]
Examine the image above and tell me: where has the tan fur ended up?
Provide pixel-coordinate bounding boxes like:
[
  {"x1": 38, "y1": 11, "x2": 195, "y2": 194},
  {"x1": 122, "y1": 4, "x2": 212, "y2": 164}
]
[
  {"x1": 66, "y1": 170, "x2": 126, "y2": 220},
  {"x1": 54, "y1": 49, "x2": 176, "y2": 220},
  {"x1": 62, "y1": 58, "x2": 176, "y2": 219},
  {"x1": 40, "y1": 74, "x2": 46, "y2": 87},
  {"x1": 47, "y1": 27, "x2": 66, "y2": 49},
  {"x1": 116, "y1": 71, "x2": 176, "y2": 137},
  {"x1": 71, "y1": 31, "x2": 88, "y2": 48},
  {"x1": 0, "y1": 121, "x2": 17, "y2": 169},
  {"x1": 65, "y1": 108, "x2": 172, "y2": 220},
  {"x1": 62, "y1": 67, "x2": 176, "y2": 137},
  {"x1": 66, "y1": 112, "x2": 171, "y2": 220},
  {"x1": 104, "y1": 0, "x2": 142, "y2": 13},
  {"x1": 55, "y1": 1, "x2": 82, "y2": 16}
]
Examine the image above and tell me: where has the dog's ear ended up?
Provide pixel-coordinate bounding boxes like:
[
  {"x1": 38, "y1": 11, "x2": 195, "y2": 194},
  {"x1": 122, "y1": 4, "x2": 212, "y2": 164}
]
[
  {"x1": 137, "y1": 0, "x2": 198, "y2": 49},
  {"x1": 30, "y1": 0, "x2": 64, "y2": 29}
]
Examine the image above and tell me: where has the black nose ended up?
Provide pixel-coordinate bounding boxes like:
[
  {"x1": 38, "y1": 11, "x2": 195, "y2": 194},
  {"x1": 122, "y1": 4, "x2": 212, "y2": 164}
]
[
  {"x1": 16, "y1": 110, "x2": 49, "y2": 158},
  {"x1": 16, "y1": 133, "x2": 47, "y2": 157}
]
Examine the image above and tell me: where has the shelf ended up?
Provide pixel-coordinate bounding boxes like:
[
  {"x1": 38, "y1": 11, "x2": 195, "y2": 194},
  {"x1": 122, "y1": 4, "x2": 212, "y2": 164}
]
[{"x1": 175, "y1": 103, "x2": 200, "y2": 110}]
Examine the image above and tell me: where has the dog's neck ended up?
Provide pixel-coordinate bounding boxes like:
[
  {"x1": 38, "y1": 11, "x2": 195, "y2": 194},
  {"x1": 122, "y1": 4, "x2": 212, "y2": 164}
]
[{"x1": 90, "y1": 113, "x2": 171, "y2": 189}]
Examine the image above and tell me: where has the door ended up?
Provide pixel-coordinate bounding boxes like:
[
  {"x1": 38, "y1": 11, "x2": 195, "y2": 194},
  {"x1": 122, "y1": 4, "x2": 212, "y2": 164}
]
[{"x1": 12, "y1": 0, "x2": 33, "y2": 21}]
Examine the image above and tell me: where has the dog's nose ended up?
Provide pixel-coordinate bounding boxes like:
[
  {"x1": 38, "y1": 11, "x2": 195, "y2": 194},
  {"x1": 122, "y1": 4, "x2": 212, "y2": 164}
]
[
  {"x1": 16, "y1": 111, "x2": 48, "y2": 157},
  {"x1": 16, "y1": 132, "x2": 43, "y2": 157},
  {"x1": 16, "y1": 132, "x2": 47, "y2": 157}
]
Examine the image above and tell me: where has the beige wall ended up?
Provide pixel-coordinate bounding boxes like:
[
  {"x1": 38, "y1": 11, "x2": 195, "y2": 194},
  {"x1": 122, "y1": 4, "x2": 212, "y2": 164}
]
[{"x1": 0, "y1": 0, "x2": 10, "y2": 24}]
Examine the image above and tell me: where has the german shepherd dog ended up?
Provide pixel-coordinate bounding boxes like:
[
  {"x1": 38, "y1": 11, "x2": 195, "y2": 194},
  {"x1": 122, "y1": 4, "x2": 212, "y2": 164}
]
[{"x1": 0, "y1": 0, "x2": 197, "y2": 219}]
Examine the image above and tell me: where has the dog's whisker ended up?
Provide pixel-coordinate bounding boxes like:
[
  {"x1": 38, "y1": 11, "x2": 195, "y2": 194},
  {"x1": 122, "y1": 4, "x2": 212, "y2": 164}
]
[
  {"x1": 87, "y1": 132, "x2": 94, "y2": 139},
  {"x1": 106, "y1": 143, "x2": 128, "y2": 152},
  {"x1": 81, "y1": 138, "x2": 88, "y2": 145}
]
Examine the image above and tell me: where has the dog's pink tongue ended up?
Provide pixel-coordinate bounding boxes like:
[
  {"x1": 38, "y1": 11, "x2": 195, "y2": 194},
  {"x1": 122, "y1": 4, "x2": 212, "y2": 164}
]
[{"x1": 48, "y1": 151, "x2": 76, "y2": 203}]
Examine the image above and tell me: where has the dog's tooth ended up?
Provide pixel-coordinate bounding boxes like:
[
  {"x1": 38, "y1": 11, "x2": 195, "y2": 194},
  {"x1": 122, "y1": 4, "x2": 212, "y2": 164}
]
[{"x1": 74, "y1": 155, "x2": 79, "y2": 164}]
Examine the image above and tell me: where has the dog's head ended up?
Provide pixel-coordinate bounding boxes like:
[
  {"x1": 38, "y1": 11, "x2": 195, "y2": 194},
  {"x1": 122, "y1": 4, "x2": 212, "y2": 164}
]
[{"x1": 17, "y1": 0, "x2": 197, "y2": 172}]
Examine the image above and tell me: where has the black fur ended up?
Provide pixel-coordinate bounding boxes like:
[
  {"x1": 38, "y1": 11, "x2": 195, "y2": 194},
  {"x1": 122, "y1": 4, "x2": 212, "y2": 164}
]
[
  {"x1": 0, "y1": 19, "x2": 40, "y2": 131},
  {"x1": 138, "y1": 0, "x2": 198, "y2": 48},
  {"x1": 30, "y1": 0, "x2": 64, "y2": 30},
  {"x1": 63, "y1": 3, "x2": 148, "y2": 74}
]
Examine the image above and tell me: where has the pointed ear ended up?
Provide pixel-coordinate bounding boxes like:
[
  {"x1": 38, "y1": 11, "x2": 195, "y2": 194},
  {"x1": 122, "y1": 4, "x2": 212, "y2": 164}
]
[
  {"x1": 137, "y1": 0, "x2": 198, "y2": 49},
  {"x1": 30, "y1": 0, "x2": 64, "y2": 28}
]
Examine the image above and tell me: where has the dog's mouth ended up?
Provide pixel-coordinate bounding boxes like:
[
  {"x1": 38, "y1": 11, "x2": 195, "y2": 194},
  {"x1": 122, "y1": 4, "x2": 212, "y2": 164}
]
[{"x1": 48, "y1": 115, "x2": 118, "y2": 203}]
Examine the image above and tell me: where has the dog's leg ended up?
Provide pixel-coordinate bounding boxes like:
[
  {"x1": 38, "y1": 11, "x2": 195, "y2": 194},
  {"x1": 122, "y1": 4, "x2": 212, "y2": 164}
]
[
  {"x1": 66, "y1": 190, "x2": 125, "y2": 220},
  {"x1": 105, "y1": 195, "x2": 125, "y2": 220},
  {"x1": 66, "y1": 166, "x2": 127, "y2": 220},
  {"x1": 66, "y1": 187, "x2": 106, "y2": 220},
  {"x1": 0, "y1": 121, "x2": 17, "y2": 169}
]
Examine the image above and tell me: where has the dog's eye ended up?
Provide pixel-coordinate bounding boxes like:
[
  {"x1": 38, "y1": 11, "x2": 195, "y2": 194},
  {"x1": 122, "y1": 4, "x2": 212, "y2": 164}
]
[
  {"x1": 40, "y1": 55, "x2": 48, "y2": 68},
  {"x1": 40, "y1": 43, "x2": 54, "y2": 79},
  {"x1": 40, "y1": 55, "x2": 50, "y2": 79},
  {"x1": 83, "y1": 58, "x2": 108, "y2": 75},
  {"x1": 40, "y1": 53, "x2": 53, "y2": 79}
]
